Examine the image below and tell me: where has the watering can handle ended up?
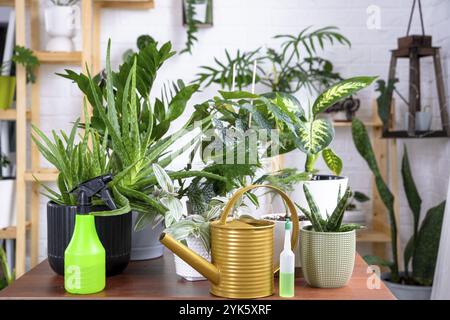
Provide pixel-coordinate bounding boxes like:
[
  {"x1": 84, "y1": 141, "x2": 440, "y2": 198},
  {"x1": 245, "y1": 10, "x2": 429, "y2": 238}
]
[{"x1": 219, "y1": 184, "x2": 299, "y2": 273}]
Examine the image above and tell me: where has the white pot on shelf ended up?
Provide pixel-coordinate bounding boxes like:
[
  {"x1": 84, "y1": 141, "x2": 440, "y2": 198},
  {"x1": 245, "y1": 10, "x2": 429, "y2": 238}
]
[
  {"x1": 292, "y1": 175, "x2": 348, "y2": 218},
  {"x1": 0, "y1": 179, "x2": 16, "y2": 229},
  {"x1": 174, "y1": 235, "x2": 210, "y2": 281},
  {"x1": 403, "y1": 111, "x2": 432, "y2": 132},
  {"x1": 44, "y1": 5, "x2": 80, "y2": 52}
]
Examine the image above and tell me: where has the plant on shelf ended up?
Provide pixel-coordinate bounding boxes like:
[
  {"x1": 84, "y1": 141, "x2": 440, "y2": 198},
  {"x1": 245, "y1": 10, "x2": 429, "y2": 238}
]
[
  {"x1": 0, "y1": 247, "x2": 14, "y2": 290},
  {"x1": 375, "y1": 78, "x2": 398, "y2": 129},
  {"x1": 299, "y1": 184, "x2": 362, "y2": 288},
  {"x1": 352, "y1": 119, "x2": 446, "y2": 299},
  {"x1": 1, "y1": 45, "x2": 39, "y2": 111},
  {"x1": 195, "y1": 26, "x2": 349, "y2": 94}
]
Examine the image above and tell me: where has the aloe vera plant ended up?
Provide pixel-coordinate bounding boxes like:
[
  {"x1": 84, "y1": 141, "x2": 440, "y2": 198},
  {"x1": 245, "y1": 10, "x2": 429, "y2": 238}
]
[
  {"x1": 57, "y1": 39, "x2": 226, "y2": 228},
  {"x1": 352, "y1": 119, "x2": 446, "y2": 285},
  {"x1": 298, "y1": 184, "x2": 362, "y2": 232}
]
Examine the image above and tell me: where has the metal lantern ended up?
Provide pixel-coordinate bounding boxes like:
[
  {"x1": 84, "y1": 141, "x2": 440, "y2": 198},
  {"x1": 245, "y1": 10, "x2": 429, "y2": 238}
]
[{"x1": 385, "y1": 0, "x2": 449, "y2": 138}]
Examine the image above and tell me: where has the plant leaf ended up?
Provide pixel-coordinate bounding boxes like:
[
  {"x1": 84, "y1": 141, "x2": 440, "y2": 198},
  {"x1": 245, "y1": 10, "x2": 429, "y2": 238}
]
[{"x1": 322, "y1": 148, "x2": 342, "y2": 175}]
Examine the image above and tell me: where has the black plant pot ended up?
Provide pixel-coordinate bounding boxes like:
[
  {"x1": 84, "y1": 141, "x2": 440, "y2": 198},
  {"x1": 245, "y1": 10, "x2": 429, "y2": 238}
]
[{"x1": 47, "y1": 201, "x2": 131, "y2": 276}]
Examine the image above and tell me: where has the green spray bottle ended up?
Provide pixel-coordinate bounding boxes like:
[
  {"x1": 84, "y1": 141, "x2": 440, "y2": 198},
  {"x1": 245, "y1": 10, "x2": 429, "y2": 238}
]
[{"x1": 64, "y1": 174, "x2": 117, "y2": 294}]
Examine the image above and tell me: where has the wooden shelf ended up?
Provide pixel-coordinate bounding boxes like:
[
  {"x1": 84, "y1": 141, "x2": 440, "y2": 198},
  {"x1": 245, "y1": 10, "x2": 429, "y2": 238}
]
[
  {"x1": 34, "y1": 51, "x2": 82, "y2": 64},
  {"x1": 96, "y1": 0, "x2": 154, "y2": 9},
  {"x1": 356, "y1": 229, "x2": 391, "y2": 243},
  {"x1": 0, "y1": 222, "x2": 31, "y2": 240},
  {"x1": 382, "y1": 130, "x2": 449, "y2": 139},
  {"x1": 0, "y1": 109, "x2": 31, "y2": 120},
  {"x1": 24, "y1": 169, "x2": 59, "y2": 182},
  {"x1": 333, "y1": 120, "x2": 382, "y2": 128}
]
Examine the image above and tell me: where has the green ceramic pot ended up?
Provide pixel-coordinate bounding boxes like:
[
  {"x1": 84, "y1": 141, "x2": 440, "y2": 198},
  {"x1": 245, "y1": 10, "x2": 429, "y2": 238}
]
[
  {"x1": 0, "y1": 76, "x2": 16, "y2": 110},
  {"x1": 300, "y1": 226, "x2": 355, "y2": 288}
]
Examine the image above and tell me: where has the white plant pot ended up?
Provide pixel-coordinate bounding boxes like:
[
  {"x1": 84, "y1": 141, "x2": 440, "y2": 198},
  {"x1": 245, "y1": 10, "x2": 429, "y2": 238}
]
[
  {"x1": 292, "y1": 175, "x2": 348, "y2": 218},
  {"x1": 174, "y1": 236, "x2": 210, "y2": 281},
  {"x1": 44, "y1": 5, "x2": 80, "y2": 52},
  {"x1": 262, "y1": 213, "x2": 308, "y2": 268},
  {"x1": 130, "y1": 212, "x2": 165, "y2": 261},
  {"x1": 381, "y1": 272, "x2": 432, "y2": 300},
  {"x1": 342, "y1": 209, "x2": 366, "y2": 224},
  {"x1": 403, "y1": 112, "x2": 432, "y2": 131},
  {"x1": 0, "y1": 179, "x2": 16, "y2": 229}
]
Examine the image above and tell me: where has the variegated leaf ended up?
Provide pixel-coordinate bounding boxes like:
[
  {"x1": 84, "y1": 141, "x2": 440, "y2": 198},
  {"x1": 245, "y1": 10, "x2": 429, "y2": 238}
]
[
  {"x1": 297, "y1": 119, "x2": 334, "y2": 154},
  {"x1": 312, "y1": 76, "x2": 376, "y2": 116},
  {"x1": 152, "y1": 163, "x2": 174, "y2": 193},
  {"x1": 322, "y1": 148, "x2": 343, "y2": 175}
]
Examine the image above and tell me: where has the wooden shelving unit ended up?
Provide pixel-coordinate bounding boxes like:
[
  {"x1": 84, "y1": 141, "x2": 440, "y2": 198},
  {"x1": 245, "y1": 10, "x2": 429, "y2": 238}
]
[{"x1": 1, "y1": 0, "x2": 154, "y2": 278}]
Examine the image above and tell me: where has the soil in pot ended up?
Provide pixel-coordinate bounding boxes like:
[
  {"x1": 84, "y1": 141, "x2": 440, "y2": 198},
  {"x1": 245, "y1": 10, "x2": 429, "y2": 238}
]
[
  {"x1": 381, "y1": 272, "x2": 432, "y2": 300},
  {"x1": 47, "y1": 202, "x2": 132, "y2": 276}
]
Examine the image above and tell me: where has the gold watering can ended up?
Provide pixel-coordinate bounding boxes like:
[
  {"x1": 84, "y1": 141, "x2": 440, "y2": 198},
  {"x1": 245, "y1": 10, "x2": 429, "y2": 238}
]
[{"x1": 160, "y1": 185, "x2": 299, "y2": 299}]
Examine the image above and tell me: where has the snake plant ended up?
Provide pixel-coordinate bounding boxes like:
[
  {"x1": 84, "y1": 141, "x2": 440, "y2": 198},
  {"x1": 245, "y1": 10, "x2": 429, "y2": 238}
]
[
  {"x1": 298, "y1": 184, "x2": 362, "y2": 232},
  {"x1": 352, "y1": 119, "x2": 446, "y2": 285},
  {"x1": 0, "y1": 247, "x2": 13, "y2": 290}
]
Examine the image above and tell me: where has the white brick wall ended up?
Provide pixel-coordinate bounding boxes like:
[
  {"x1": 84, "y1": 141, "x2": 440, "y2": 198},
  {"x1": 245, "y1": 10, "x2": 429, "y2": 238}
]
[{"x1": 31, "y1": 0, "x2": 450, "y2": 263}]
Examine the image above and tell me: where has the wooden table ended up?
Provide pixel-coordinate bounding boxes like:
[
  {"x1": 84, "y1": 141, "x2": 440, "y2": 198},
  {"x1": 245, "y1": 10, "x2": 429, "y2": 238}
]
[{"x1": 0, "y1": 252, "x2": 395, "y2": 300}]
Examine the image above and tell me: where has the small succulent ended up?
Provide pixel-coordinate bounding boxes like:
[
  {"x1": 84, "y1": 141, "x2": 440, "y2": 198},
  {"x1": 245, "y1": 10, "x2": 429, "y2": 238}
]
[
  {"x1": 50, "y1": 0, "x2": 79, "y2": 6},
  {"x1": 298, "y1": 184, "x2": 363, "y2": 232}
]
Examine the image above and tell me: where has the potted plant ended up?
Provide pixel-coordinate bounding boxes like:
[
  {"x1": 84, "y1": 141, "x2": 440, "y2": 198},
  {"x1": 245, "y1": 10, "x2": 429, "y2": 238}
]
[
  {"x1": 342, "y1": 190, "x2": 370, "y2": 224},
  {"x1": 181, "y1": 0, "x2": 212, "y2": 54},
  {"x1": 1, "y1": 45, "x2": 39, "y2": 109},
  {"x1": 299, "y1": 184, "x2": 362, "y2": 288},
  {"x1": 59, "y1": 39, "x2": 226, "y2": 261},
  {"x1": 45, "y1": 0, "x2": 80, "y2": 52},
  {"x1": 352, "y1": 118, "x2": 446, "y2": 299},
  {"x1": 33, "y1": 113, "x2": 133, "y2": 276}
]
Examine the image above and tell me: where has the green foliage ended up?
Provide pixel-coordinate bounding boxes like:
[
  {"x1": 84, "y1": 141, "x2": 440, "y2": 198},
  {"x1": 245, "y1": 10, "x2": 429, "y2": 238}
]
[
  {"x1": 194, "y1": 26, "x2": 350, "y2": 94},
  {"x1": 298, "y1": 184, "x2": 361, "y2": 232},
  {"x1": 180, "y1": 0, "x2": 199, "y2": 55},
  {"x1": 297, "y1": 76, "x2": 376, "y2": 173},
  {"x1": 411, "y1": 201, "x2": 445, "y2": 285},
  {"x1": 165, "y1": 197, "x2": 226, "y2": 252},
  {"x1": 401, "y1": 146, "x2": 445, "y2": 285},
  {"x1": 352, "y1": 118, "x2": 399, "y2": 281},
  {"x1": 0, "y1": 246, "x2": 13, "y2": 290},
  {"x1": 346, "y1": 191, "x2": 370, "y2": 211},
  {"x1": 376, "y1": 78, "x2": 398, "y2": 128}
]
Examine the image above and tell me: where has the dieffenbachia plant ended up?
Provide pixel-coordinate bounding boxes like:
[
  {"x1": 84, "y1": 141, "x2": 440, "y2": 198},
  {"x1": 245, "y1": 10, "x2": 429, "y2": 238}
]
[{"x1": 295, "y1": 76, "x2": 377, "y2": 175}]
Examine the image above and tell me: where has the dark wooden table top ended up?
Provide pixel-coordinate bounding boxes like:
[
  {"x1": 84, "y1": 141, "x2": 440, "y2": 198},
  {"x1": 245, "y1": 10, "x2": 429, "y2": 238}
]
[{"x1": 0, "y1": 252, "x2": 395, "y2": 300}]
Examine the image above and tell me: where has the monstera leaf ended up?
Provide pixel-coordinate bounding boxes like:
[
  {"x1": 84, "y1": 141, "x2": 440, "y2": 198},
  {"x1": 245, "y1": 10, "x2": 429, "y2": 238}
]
[
  {"x1": 297, "y1": 118, "x2": 334, "y2": 154},
  {"x1": 312, "y1": 76, "x2": 376, "y2": 116}
]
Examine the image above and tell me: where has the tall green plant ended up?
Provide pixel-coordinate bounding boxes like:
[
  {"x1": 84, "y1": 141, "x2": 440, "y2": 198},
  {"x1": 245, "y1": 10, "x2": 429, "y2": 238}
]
[
  {"x1": 402, "y1": 146, "x2": 445, "y2": 285},
  {"x1": 59, "y1": 39, "x2": 226, "y2": 228},
  {"x1": 352, "y1": 118, "x2": 399, "y2": 281},
  {"x1": 0, "y1": 247, "x2": 13, "y2": 290}
]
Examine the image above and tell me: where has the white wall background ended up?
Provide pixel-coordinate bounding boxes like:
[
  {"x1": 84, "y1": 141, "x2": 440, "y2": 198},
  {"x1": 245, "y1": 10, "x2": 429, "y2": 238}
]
[{"x1": 24, "y1": 0, "x2": 450, "y2": 263}]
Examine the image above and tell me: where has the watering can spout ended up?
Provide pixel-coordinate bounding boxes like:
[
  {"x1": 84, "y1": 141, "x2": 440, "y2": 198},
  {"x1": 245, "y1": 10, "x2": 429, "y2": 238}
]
[{"x1": 159, "y1": 233, "x2": 220, "y2": 285}]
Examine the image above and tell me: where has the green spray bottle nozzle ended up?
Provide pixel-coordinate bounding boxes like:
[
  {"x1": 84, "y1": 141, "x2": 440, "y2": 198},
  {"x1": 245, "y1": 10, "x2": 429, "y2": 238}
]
[
  {"x1": 65, "y1": 174, "x2": 116, "y2": 294},
  {"x1": 69, "y1": 174, "x2": 117, "y2": 214}
]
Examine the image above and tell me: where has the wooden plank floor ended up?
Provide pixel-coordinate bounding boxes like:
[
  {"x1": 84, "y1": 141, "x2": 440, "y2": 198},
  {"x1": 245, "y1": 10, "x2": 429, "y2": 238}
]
[{"x1": 0, "y1": 252, "x2": 395, "y2": 300}]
